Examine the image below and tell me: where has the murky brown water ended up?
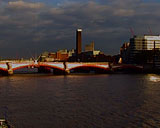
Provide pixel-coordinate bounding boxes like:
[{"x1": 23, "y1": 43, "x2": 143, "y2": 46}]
[{"x1": 0, "y1": 74, "x2": 160, "y2": 128}]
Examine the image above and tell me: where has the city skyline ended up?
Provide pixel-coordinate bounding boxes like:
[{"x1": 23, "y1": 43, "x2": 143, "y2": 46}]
[{"x1": 0, "y1": 0, "x2": 160, "y2": 58}]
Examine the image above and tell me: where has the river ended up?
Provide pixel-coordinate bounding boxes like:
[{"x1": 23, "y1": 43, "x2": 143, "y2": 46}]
[{"x1": 0, "y1": 74, "x2": 160, "y2": 128}]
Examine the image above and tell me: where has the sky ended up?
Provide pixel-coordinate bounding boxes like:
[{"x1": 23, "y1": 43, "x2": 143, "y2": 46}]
[{"x1": 0, "y1": 0, "x2": 160, "y2": 58}]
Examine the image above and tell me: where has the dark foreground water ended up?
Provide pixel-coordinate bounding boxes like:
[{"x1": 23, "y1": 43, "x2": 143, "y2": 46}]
[{"x1": 0, "y1": 74, "x2": 160, "y2": 128}]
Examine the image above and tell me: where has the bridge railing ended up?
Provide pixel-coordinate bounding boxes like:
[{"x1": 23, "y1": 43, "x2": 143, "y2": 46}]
[{"x1": 0, "y1": 60, "x2": 34, "y2": 63}]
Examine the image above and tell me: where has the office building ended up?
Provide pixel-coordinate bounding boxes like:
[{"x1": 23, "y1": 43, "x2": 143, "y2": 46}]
[{"x1": 121, "y1": 35, "x2": 160, "y2": 68}]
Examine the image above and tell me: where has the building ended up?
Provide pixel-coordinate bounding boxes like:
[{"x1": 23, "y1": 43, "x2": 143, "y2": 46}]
[
  {"x1": 68, "y1": 49, "x2": 75, "y2": 57},
  {"x1": 56, "y1": 49, "x2": 68, "y2": 61},
  {"x1": 131, "y1": 35, "x2": 160, "y2": 51},
  {"x1": 39, "y1": 49, "x2": 75, "y2": 62},
  {"x1": 78, "y1": 51, "x2": 113, "y2": 62},
  {"x1": 83, "y1": 51, "x2": 101, "y2": 56},
  {"x1": 76, "y1": 29, "x2": 82, "y2": 60},
  {"x1": 85, "y1": 42, "x2": 94, "y2": 52},
  {"x1": 120, "y1": 42, "x2": 130, "y2": 63},
  {"x1": 121, "y1": 35, "x2": 160, "y2": 68}
]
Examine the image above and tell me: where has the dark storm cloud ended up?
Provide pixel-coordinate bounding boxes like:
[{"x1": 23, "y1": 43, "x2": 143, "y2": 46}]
[{"x1": 0, "y1": 0, "x2": 160, "y2": 58}]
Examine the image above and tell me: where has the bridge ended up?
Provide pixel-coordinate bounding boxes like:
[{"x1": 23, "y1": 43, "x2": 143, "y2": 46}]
[
  {"x1": 0, "y1": 60, "x2": 111, "y2": 75},
  {"x1": 112, "y1": 64, "x2": 143, "y2": 73}
]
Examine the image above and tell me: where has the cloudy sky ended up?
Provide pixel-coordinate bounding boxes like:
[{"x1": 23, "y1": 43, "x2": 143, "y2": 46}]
[{"x1": 0, "y1": 0, "x2": 160, "y2": 58}]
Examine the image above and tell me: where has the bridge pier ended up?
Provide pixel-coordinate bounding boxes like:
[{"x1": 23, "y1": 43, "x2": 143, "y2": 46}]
[
  {"x1": 63, "y1": 62, "x2": 70, "y2": 75},
  {"x1": 65, "y1": 69, "x2": 70, "y2": 75},
  {"x1": 6, "y1": 62, "x2": 13, "y2": 75}
]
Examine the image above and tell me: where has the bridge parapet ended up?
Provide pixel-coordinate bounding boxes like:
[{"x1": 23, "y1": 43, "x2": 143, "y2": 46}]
[{"x1": 0, "y1": 60, "x2": 34, "y2": 63}]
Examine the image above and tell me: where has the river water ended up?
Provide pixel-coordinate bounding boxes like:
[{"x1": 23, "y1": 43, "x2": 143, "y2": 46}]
[{"x1": 0, "y1": 74, "x2": 160, "y2": 128}]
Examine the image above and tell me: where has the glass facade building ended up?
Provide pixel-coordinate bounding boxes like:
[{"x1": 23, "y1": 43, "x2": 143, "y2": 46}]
[
  {"x1": 130, "y1": 35, "x2": 160, "y2": 51},
  {"x1": 122, "y1": 35, "x2": 160, "y2": 67}
]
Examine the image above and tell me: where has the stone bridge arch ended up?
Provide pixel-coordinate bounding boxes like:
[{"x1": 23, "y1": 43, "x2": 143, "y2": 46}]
[
  {"x1": 67, "y1": 62, "x2": 110, "y2": 73},
  {"x1": 38, "y1": 62, "x2": 65, "y2": 74},
  {"x1": 12, "y1": 64, "x2": 34, "y2": 71}
]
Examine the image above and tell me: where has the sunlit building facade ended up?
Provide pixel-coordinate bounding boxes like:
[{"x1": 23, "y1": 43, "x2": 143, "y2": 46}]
[
  {"x1": 39, "y1": 49, "x2": 75, "y2": 62},
  {"x1": 130, "y1": 35, "x2": 160, "y2": 51},
  {"x1": 121, "y1": 35, "x2": 160, "y2": 67},
  {"x1": 85, "y1": 42, "x2": 94, "y2": 52}
]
